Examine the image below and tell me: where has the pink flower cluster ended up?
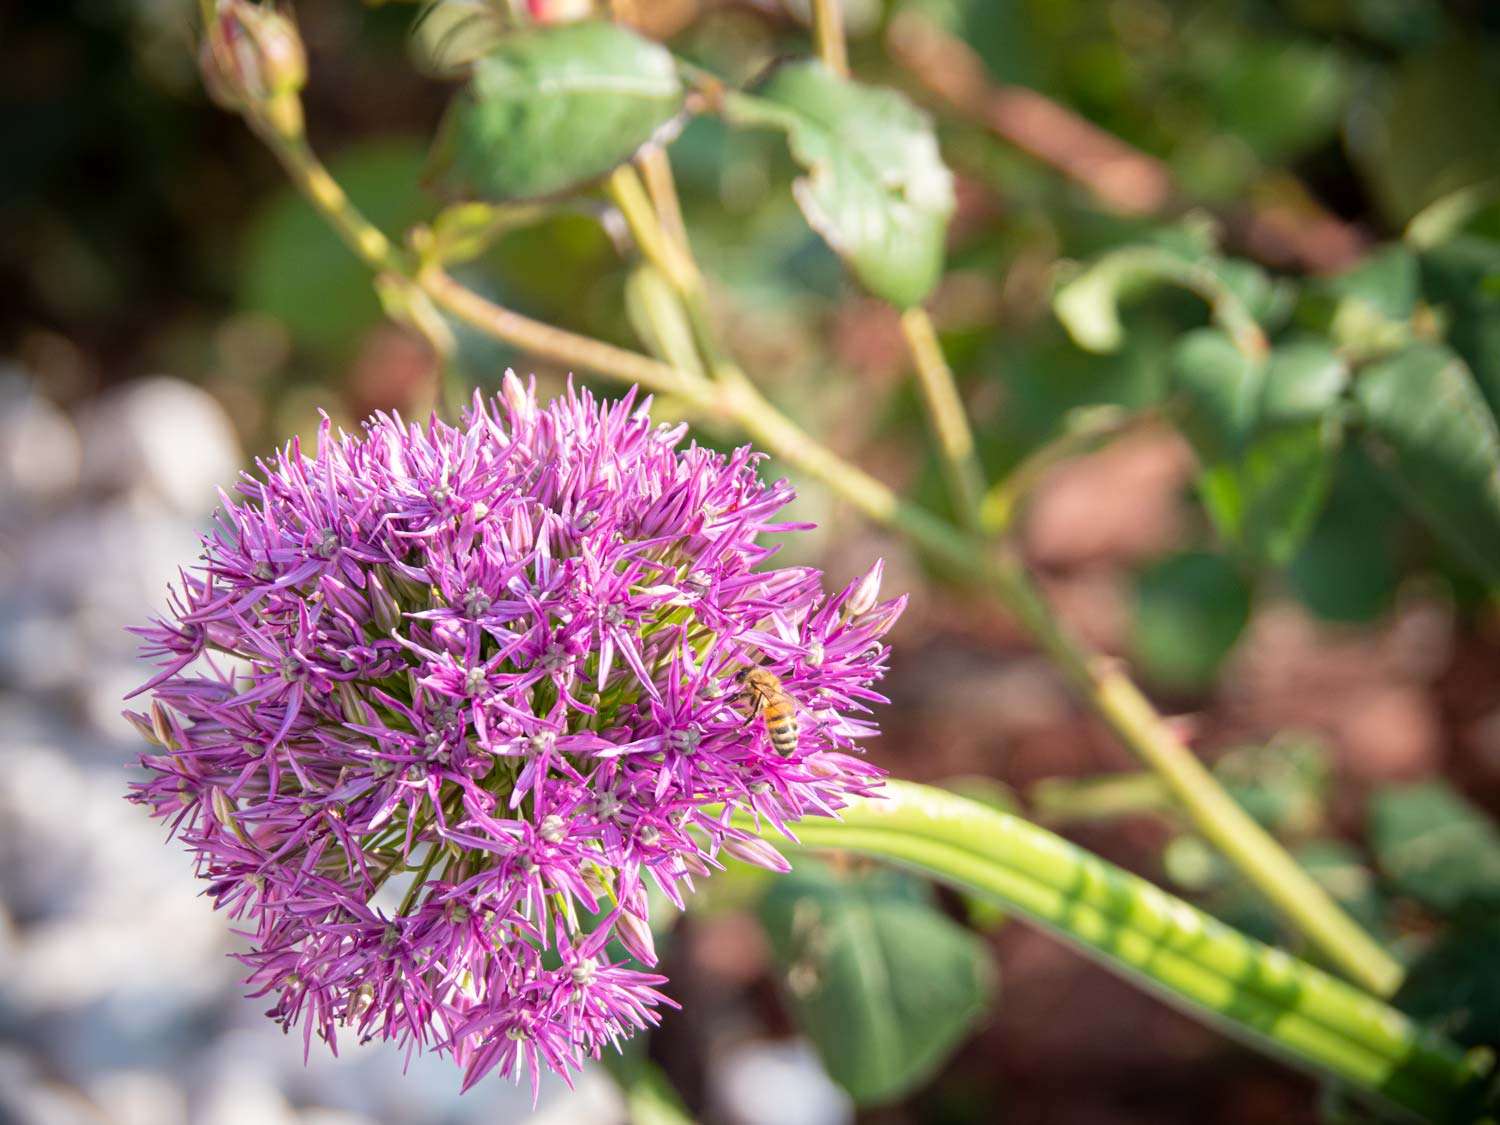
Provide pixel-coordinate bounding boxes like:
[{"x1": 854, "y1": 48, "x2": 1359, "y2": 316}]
[{"x1": 126, "y1": 374, "x2": 901, "y2": 1092}]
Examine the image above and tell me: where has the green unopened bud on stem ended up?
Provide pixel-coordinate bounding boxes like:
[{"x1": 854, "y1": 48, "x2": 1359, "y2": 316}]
[{"x1": 199, "y1": 1, "x2": 307, "y2": 136}]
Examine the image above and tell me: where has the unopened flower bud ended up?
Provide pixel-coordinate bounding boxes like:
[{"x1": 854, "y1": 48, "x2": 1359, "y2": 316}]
[
  {"x1": 614, "y1": 907, "x2": 657, "y2": 965},
  {"x1": 723, "y1": 834, "x2": 791, "y2": 873},
  {"x1": 845, "y1": 559, "x2": 884, "y2": 618},
  {"x1": 368, "y1": 571, "x2": 402, "y2": 634},
  {"x1": 150, "y1": 700, "x2": 176, "y2": 749},
  {"x1": 199, "y1": 1, "x2": 307, "y2": 125},
  {"x1": 210, "y1": 786, "x2": 250, "y2": 843}
]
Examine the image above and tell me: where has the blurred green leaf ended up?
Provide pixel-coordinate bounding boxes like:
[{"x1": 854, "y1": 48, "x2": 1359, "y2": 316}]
[
  {"x1": 1419, "y1": 235, "x2": 1500, "y2": 417},
  {"x1": 1172, "y1": 327, "x2": 1264, "y2": 453},
  {"x1": 430, "y1": 21, "x2": 684, "y2": 202},
  {"x1": 1326, "y1": 246, "x2": 1421, "y2": 321},
  {"x1": 1302, "y1": 246, "x2": 1424, "y2": 361},
  {"x1": 1173, "y1": 331, "x2": 1345, "y2": 564},
  {"x1": 759, "y1": 856, "x2": 994, "y2": 1105},
  {"x1": 1203, "y1": 39, "x2": 1351, "y2": 162},
  {"x1": 1369, "y1": 782, "x2": 1500, "y2": 916},
  {"x1": 1354, "y1": 342, "x2": 1500, "y2": 585},
  {"x1": 241, "y1": 139, "x2": 430, "y2": 355},
  {"x1": 1261, "y1": 339, "x2": 1351, "y2": 426},
  {"x1": 1128, "y1": 551, "x2": 1252, "y2": 693},
  {"x1": 410, "y1": 0, "x2": 512, "y2": 77},
  {"x1": 723, "y1": 60, "x2": 955, "y2": 308},
  {"x1": 1350, "y1": 40, "x2": 1500, "y2": 225},
  {"x1": 1213, "y1": 738, "x2": 1331, "y2": 838},
  {"x1": 1397, "y1": 916, "x2": 1500, "y2": 1049},
  {"x1": 1288, "y1": 448, "x2": 1401, "y2": 623}
]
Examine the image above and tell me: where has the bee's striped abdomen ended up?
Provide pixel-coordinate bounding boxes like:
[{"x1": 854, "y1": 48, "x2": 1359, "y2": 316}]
[{"x1": 764, "y1": 703, "x2": 799, "y2": 756}]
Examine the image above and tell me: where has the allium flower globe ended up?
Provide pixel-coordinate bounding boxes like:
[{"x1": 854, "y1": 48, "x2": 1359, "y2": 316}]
[{"x1": 126, "y1": 374, "x2": 902, "y2": 1092}]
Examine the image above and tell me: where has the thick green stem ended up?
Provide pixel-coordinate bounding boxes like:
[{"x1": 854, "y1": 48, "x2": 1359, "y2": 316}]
[
  {"x1": 746, "y1": 783, "x2": 1485, "y2": 1123},
  {"x1": 982, "y1": 550, "x2": 1405, "y2": 997},
  {"x1": 240, "y1": 84, "x2": 1403, "y2": 1000}
]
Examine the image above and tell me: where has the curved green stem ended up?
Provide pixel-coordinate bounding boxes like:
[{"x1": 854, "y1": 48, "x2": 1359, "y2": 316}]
[
  {"x1": 900, "y1": 307, "x2": 987, "y2": 532},
  {"x1": 1055, "y1": 245, "x2": 1270, "y2": 359},
  {"x1": 811, "y1": 0, "x2": 850, "y2": 79},
  {"x1": 746, "y1": 783, "x2": 1487, "y2": 1122}
]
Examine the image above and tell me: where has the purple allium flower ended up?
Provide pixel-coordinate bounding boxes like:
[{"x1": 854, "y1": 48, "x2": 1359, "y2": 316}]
[{"x1": 124, "y1": 373, "x2": 902, "y2": 1093}]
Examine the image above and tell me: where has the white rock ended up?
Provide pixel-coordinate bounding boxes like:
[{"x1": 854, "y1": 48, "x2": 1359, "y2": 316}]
[
  {"x1": 86, "y1": 1070, "x2": 188, "y2": 1125},
  {"x1": 0, "y1": 1048, "x2": 106, "y2": 1125},
  {"x1": 195, "y1": 1059, "x2": 297, "y2": 1125},
  {"x1": 77, "y1": 376, "x2": 241, "y2": 516},
  {"x1": 713, "y1": 1038, "x2": 852, "y2": 1125},
  {"x1": 0, "y1": 370, "x2": 82, "y2": 518}
]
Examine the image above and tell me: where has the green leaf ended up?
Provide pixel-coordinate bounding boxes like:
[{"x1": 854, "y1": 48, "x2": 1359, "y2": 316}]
[
  {"x1": 1325, "y1": 246, "x2": 1422, "y2": 323},
  {"x1": 1172, "y1": 327, "x2": 1265, "y2": 455},
  {"x1": 1419, "y1": 235, "x2": 1500, "y2": 417},
  {"x1": 723, "y1": 60, "x2": 955, "y2": 308},
  {"x1": 1128, "y1": 551, "x2": 1252, "y2": 693},
  {"x1": 1261, "y1": 340, "x2": 1351, "y2": 427},
  {"x1": 759, "y1": 856, "x2": 994, "y2": 1105},
  {"x1": 1397, "y1": 916, "x2": 1500, "y2": 1050},
  {"x1": 1349, "y1": 40, "x2": 1500, "y2": 226},
  {"x1": 1353, "y1": 343, "x2": 1500, "y2": 585},
  {"x1": 1288, "y1": 448, "x2": 1401, "y2": 623},
  {"x1": 740, "y1": 782, "x2": 1485, "y2": 1123},
  {"x1": 431, "y1": 21, "x2": 685, "y2": 202},
  {"x1": 1172, "y1": 333, "x2": 1345, "y2": 565},
  {"x1": 1369, "y1": 782, "x2": 1500, "y2": 917},
  {"x1": 242, "y1": 140, "x2": 430, "y2": 355}
]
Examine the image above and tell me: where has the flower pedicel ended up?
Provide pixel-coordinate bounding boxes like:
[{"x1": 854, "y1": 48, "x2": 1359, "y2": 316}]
[{"x1": 124, "y1": 373, "x2": 902, "y2": 1093}]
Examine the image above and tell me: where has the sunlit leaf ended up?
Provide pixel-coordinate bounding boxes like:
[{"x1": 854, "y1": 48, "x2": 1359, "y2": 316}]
[
  {"x1": 1260, "y1": 339, "x2": 1350, "y2": 426},
  {"x1": 1369, "y1": 782, "x2": 1500, "y2": 916},
  {"x1": 1354, "y1": 343, "x2": 1500, "y2": 585},
  {"x1": 430, "y1": 20, "x2": 685, "y2": 202},
  {"x1": 723, "y1": 60, "x2": 955, "y2": 308},
  {"x1": 760, "y1": 856, "x2": 994, "y2": 1105}
]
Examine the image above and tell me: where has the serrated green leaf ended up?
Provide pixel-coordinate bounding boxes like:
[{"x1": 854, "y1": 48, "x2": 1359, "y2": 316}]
[
  {"x1": 1128, "y1": 551, "x2": 1252, "y2": 693},
  {"x1": 431, "y1": 21, "x2": 685, "y2": 202},
  {"x1": 723, "y1": 60, "x2": 955, "y2": 308},
  {"x1": 1172, "y1": 327, "x2": 1264, "y2": 455},
  {"x1": 1369, "y1": 782, "x2": 1500, "y2": 917},
  {"x1": 1354, "y1": 343, "x2": 1500, "y2": 585},
  {"x1": 759, "y1": 856, "x2": 994, "y2": 1105}
]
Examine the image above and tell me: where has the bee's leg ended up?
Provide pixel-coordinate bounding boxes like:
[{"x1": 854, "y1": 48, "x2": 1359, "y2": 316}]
[{"x1": 732, "y1": 691, "x2": 761, "y2": 726}]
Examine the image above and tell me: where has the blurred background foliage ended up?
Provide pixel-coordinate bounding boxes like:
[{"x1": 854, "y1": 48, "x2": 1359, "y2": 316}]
[{"x1": 6, "y1": 0, "x2": 1500, "y2": 1121}]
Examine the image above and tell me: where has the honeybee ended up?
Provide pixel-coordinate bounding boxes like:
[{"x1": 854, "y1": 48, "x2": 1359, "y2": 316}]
[{"x1": 734, "y1": 666, "x2": 800, "y2": 757}]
